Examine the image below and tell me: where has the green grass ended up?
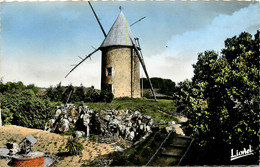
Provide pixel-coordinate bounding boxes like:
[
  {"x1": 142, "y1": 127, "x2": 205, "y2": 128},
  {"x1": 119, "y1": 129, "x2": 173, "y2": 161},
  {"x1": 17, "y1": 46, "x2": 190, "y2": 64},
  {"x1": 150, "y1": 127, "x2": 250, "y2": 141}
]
[{"x1": 84, "y1": 98, "x2": 179, "y2": 125}]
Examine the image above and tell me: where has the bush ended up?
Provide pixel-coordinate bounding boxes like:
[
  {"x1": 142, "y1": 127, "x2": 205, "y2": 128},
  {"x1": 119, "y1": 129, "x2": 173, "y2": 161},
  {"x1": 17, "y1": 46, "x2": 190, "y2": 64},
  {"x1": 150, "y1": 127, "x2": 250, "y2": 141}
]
[
  {"x1": 0, "y1": 90, "x2": 56, "y2": 129},
  {"x1": 66, "y1": 137, "x2": 83, "y2": 156},
  {"x1": 100, "y1": 89, "x2": 114, "y2": 103}
]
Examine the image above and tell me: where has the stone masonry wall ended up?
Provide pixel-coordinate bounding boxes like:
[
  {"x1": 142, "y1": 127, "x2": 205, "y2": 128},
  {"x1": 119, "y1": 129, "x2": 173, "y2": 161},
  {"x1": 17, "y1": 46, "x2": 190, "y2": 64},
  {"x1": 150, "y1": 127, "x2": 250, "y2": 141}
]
[
  {"x1": 101, "y1": 46, "x2": 140, "y2": 98},
  {"x1": 45, "y1": 104, "x2": 154, "y2": 142}
]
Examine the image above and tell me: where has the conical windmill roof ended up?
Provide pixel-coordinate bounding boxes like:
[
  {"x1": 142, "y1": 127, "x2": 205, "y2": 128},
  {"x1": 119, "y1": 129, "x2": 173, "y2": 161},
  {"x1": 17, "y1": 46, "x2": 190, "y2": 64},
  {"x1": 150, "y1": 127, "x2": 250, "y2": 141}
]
[{"x1": 100, "y1": 11, "x2": 136, "y2": 48}]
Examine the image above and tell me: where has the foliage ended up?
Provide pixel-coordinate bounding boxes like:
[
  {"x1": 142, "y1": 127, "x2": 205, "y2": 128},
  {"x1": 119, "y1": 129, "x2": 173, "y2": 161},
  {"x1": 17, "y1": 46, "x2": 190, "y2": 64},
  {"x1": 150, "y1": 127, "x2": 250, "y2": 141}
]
[
  {"x1": 61, "y1": 129, "x2": 76, "y2": 136},
  {"x1": 0, "y1": 89, "x2": 56, "y2": 129},
  {"x1": 99, "y1": 87, "x2": 114, "y2": 103},
  {"x1": 65, "y1": 137, "x2": 83, "y2": 156},
  {"x1": 0, "y1": 79, "x2": 39, "y2": 94},
  {"x1": 84, "y1": 86, "x2": 100, "y2": 103},
  {"x1": 141, "y1": 77, "x2": 176, "y2": 96},
  {"x1": 45, "y1": 84, "x2": 113, "y2": 103},
  {"x1": 174, "y1": 31, "x2": 259, "y2": 164}
]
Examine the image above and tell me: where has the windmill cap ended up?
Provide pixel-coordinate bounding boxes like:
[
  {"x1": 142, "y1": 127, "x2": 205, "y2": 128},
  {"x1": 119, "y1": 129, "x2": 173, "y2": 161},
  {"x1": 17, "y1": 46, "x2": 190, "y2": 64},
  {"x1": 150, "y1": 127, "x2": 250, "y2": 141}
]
[{"x1": 100, "y1": 11, "x2": 137, "y2": 48}]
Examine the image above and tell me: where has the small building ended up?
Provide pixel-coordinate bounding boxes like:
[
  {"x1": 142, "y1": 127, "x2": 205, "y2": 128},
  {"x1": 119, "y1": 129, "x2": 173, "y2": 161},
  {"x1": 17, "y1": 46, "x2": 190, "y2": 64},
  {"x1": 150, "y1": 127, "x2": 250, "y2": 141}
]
[{"x1": 19, "y1": 134, "x2": 37, "y2": 155}]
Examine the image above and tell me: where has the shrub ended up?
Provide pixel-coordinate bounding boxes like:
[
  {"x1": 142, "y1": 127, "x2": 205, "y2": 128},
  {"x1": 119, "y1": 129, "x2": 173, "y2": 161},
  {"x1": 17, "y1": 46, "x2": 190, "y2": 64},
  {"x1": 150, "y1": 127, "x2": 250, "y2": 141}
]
[
  {"x1": 66, "y1": 137, "x2": 83, "y2": 156},
  {"x1": 100, "y1": 89, "x2": 114, "y2": 103},
  {"x1": 0, "y1": 90, "x2": 56, "y2": 129}
]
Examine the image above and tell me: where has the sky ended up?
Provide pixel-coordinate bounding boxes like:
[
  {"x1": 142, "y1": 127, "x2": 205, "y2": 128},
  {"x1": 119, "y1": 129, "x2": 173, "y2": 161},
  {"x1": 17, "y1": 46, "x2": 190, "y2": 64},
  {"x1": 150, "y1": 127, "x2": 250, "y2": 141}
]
[{"x1": 0, "y1": 1, "x2": 259, "y2": 89}]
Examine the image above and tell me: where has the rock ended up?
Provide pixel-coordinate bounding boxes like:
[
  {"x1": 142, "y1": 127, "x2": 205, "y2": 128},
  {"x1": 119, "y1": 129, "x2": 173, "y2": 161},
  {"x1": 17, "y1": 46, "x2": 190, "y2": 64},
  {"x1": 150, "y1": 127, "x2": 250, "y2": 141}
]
[
  {"x1": 57, "y1": 119, "x2": 70, "y2": 133},
  {"x1": 124, "y1": 109, "x2": 129, "y2": 115},
  {"x1": 172, "y1": 124, "x2": 185, "y2": 136},
  {"x1": 44, "y1": 119, "x2": 56, "y2": 132},
  {"x1": 110, "y1": 119, "x2": 120, "y2": 125},
  {"x1": 176, "y1": 115, "x2": 188, "y2": 123},
  {"x1": 139, "y1": 124, "x2": 144, "y2": 131},
  {"x1": 88, "y1": 109, "x2": 94, "y2": 114},
  {"x1": 118, "y1": 124, "x2": 126, "y2": 135},
  {"x1": 125, "y1": 127, "x2": 131, "y2": 137},
  {"x1": 168, "y1": 121, "x2": 176, "y2": 126},
  {"x1": 108, "y1": 111, "x2": 113, "y2": 115},
  {"x1": 63, "y1": 114, "x2": 68, "y2": 119},
  {"x1": 134, "y1": 111, "x2": 141, "y2": 116},
  {"x1": 8, "y1": 143, "x2": 20, "y2": 155},
  {"x1": 144, "y1": 115, "x2": 152, "y2": 120},
  {"x1": 72, "y1": 119, "x2": 77, "y2": 124},
  {"x1": 69, "y1": 123, "x2": 75, "y2": 129},
  {"x1": 75, "y1": 131, "x2": 85, "y2": 139},
  {"x1": 104, "y1": 115, "x2": 111, "y2": 122},
  {"x1": 128, "y1": 131, "x2": 135, "y2": 141},
  {"x1": 146, "y1": 126, "x2": 151, "y2": 132},
  {"x1": 159, "y1": 121, "x2": 167, "y2": 125},
  {"x1": 81, "y1": 113, "x2": 91, "y2": 138},
  {"x1": 125, "y1": 115, "x2": 132, "y2": 121},
  {"x1": 118, "y1": 110, "x2": 125, "y2": 116},
  {"x1": 116, "y1": 116, "x2": 122, "y2": 120},
  {"x1": 126, "y1": 121, "x2": 132, "y2": 127},
  {"x1": 113, "y1": 110, "x2": 119, "y2": 116},
  {"x1": 143, "y1": 124, "x2": 147, "y2": 131},
  {"x1": 82, "y1": 114, "x2": 90, "y2": 127},
  {"x1": 148, "y1": 119, "x2": 154, "y2": 126},
  {"x1": 114, "y1": 146, "x2": 124, "y2": 152},
  {"x1": 83, "y1": 106, "x2": 88, "y2": 111},
  {"x1": 55, "y1": 109, "x2": 62, "y2": 119},
  {"x1": 166, "y1": 126, "x2": 174, "y2": 133}
]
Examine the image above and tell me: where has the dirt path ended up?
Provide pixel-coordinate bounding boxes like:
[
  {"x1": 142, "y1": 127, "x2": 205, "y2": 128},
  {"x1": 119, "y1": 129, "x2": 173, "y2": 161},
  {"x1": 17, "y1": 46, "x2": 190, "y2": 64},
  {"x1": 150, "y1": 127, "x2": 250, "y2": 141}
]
[{"x1": 0, "y1": 125, "x2": 114, "y2": 167}]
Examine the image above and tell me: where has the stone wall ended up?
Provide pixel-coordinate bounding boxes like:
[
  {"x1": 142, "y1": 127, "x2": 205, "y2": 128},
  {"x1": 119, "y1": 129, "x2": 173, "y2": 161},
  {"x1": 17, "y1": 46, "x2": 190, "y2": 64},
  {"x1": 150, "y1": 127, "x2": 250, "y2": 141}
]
[
  {"x1": 101, "y1": 46, "x2": 140, "y2": 98},
  {"x1": 45, "y1": 104, "x2": 154, "y2": 142}
]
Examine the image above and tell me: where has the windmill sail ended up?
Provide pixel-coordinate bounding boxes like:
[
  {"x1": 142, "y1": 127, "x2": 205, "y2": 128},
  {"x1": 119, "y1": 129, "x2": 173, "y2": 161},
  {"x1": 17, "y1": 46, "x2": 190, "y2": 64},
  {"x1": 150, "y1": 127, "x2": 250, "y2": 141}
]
[
  {"x1": 130, "y1": 37, "x2": 157, "y2": 101},
  {"x1": 88, "y1": 1, "x2": 107, "y2": 37},
  {"x1": 65, "y1": 48, "x2": 100, "y2": 78},
  {"x1": 130, "y1": 16, "x2": 146, "y2": 27}
]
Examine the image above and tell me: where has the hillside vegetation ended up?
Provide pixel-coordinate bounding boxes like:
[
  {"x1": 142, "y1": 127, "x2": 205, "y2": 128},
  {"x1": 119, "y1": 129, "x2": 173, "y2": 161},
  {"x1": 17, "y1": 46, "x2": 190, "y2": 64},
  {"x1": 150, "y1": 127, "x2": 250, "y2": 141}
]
[{"x1": 0, "y1": 79, "x2": 178, "y2": 129}]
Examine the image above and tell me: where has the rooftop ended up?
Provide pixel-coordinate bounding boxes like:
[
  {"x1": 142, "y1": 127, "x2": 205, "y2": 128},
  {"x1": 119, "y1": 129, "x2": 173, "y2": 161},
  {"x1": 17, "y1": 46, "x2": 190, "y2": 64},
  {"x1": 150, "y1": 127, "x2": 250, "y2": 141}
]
[{"x1": 100, "y1": 11, "x2": 136, "y2": 48}]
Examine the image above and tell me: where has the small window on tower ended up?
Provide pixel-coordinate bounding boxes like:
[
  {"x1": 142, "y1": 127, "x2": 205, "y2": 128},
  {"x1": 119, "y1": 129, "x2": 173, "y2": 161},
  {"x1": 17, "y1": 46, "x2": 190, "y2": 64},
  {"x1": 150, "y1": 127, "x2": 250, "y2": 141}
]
[{"x1": 107, "y1": 67, "x2": 112, "y2": 76}]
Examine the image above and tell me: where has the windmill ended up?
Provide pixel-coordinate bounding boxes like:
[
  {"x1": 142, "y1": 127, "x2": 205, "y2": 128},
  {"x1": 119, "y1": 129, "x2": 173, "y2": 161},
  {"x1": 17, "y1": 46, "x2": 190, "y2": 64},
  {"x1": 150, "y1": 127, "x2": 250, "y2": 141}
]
[{"x1": 65, "y1": 2, "x2": 157, "y2": 101}]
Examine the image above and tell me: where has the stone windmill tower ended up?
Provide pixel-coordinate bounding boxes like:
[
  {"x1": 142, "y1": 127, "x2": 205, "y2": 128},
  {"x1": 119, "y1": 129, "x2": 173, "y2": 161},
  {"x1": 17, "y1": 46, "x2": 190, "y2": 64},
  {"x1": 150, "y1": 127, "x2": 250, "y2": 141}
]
[{"x1": 66, "y1": 2, "x2": 156, "y2": 100}]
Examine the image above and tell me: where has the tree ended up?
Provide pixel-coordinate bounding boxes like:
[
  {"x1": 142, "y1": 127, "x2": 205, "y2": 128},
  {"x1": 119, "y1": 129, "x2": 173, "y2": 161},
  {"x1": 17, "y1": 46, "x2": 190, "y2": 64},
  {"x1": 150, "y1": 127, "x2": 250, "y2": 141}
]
[
  {"x1": 84, "y1": 86, "x2": 100, "y2": 102},
  {"x1": 62, "y1": 84, "x2": 74, "y2": 104},
  {"x1": 174, "y1": 31, "x2": 259, "y2": 164},
  {"x1": 26, "y1": 84, "x2": 39, "y2": 94},
  {"x1": 73, "y1": 84, "x2": 85, "y2": 102},
  {"x1": 142, "y1": 77, "x2": 176, "y2": 96}
]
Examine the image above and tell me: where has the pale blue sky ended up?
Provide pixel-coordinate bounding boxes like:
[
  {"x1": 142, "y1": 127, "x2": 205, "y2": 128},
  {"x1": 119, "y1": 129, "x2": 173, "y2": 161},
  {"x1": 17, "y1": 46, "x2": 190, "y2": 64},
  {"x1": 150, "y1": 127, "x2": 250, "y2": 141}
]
[{"x1": 0, "y1": 1, "x2": 259, "y2": 88}]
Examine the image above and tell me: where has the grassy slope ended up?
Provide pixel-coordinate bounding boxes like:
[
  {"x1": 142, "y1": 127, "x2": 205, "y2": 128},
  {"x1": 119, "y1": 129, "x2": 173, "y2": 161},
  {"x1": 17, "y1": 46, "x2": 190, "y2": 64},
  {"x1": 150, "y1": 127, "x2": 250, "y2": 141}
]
[{"x1": 83, "y1": 98, "x2": 179, "y2": 125}]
